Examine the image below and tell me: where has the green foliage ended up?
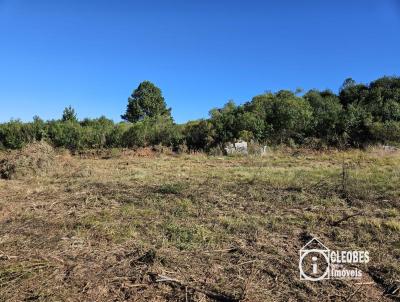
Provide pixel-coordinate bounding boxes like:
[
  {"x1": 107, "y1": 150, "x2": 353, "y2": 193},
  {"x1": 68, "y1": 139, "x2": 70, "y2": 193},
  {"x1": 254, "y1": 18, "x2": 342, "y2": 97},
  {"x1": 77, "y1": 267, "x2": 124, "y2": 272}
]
[
  {"x1": 369, "y1": 121, "x2": 400, "y2": 144},
  {"x1": 146, "y1": 115, "x2": 183, "y2": 147},
  {"x1": 121, "y1": 81, "x2": 171, "y2": 123},
  {"x1": 0, "y1": 117, "x2": 48, "y2": 149},
  {"x1": 47, "y1": 120, "x2": 83, "y2": 150},
  {"x1": 184, "y1": 120, "x2": 214, "y2": 151},
  {"x1": 30, "y1": 116, "x2": 47, "y2": 141},
  {"x1": 106, "y1": 123, "x2": 130, "y2": 147},
  {"x1": 121, "y1": 116, "x2": 182, "y2": 149},
  {"x1": 2, "y1": 76, "x2": 400, "y2": 151},
  {"x1": 121, "y1": 122, "x2": 146, "y2": 148},
  {"x1": 339, "y1": 78, "x2": 369, "y2": 108},
  {"x1": 270, "y1": 91, "x2": 313, "y2": 142},
  {"x1": 209, "y1": 101, "x2": 238, "y2": 144},
  {"x1": 157, "y1": 182, "x2": 186, "y2": 195},
  {"x1": 362, "y1": 77, "x2": 400, "y2": 122},
  {"x1": 79, "y1": 116, "x2": 114, "y2": 148},
  {"x1": 235, "y1": 111, "x2": 265, "y2": 142},
  {"x1": 0, "y1": 120, "x2": 32, "y2": 149},
  {"x1": 340, "y1": 104, "x2": 372, "y2": 147},
  {"x1": 245, "y1": 91, "x2": 312, "y2": 143},
  {"x1": 304, "y1": 90, "x2": 343, "y2": 144},
  {"x1": 62, "y1": 106, "x2": 77, "y2": 122}
]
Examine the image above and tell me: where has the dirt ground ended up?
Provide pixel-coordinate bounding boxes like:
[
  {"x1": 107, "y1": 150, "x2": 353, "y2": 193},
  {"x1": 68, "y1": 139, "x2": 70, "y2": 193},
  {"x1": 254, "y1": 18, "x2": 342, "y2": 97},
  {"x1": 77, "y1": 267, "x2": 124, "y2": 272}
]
[{"x1": 0, "y1": 147, "x2": 399, "y2": 301}]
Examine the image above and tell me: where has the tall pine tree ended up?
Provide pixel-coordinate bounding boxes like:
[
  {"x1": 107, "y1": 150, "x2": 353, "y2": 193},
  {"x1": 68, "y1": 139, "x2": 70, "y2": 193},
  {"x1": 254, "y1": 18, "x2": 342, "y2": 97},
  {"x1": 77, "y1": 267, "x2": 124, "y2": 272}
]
[{"x1": 121, "y1": 81, "x2": 171, "y2": 123}]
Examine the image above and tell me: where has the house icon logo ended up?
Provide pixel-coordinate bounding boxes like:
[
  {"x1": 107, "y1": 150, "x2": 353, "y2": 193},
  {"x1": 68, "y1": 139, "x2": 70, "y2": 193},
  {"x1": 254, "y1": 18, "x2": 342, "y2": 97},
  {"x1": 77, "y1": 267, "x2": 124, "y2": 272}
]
[{"x1": 299, "y1": 238, "x2": 330, "y2": 281}]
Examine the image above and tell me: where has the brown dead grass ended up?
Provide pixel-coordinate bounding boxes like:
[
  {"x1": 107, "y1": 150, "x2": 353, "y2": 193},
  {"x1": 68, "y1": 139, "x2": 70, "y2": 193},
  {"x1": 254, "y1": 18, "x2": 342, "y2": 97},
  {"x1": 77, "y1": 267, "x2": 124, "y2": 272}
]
[
  {"x1": 0, "y1": 148, "x2": 399, "y2": 301},
  {"x1": 0, "y1": 142, "x2": 55, "y2": 180}
]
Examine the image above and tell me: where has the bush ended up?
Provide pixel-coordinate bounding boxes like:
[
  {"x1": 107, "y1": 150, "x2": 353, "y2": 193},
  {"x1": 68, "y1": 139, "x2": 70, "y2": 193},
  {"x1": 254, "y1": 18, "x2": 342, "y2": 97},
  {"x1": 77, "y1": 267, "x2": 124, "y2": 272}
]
[
  {"x1": 184, "y1": 120, "x2": 214, "y2": 151},
  {"x1": 0, "y1": 120, "x2": 33, "y2": 149},
  {"x1": 209, "y1": 101, "x2": 238, "y2": 144},
  {"x1": 120, "y1": 116, "x2": 183, "y2": 149},
  {"x1": 342, "y1": 104, "x2": 373, "y2": 147},
  {"x1": 369, "y1": 121, "x2": 400, "y2": 144},
  {"x1": 47, "y1": 121, "x2": 83, "y2": 150},
  {"x1": 79, "y1": 117, "x2": 114, "y2": 148},
  {"x1": 246, "y1": 91, "x2": 312, "y2": 144},
  {"x1": 304, "y1": 90, "x2": 343, "y2": 144},
  {"x1": 121, "y1": 122, "x2": 146, "y2": 148},
  {"x1": 235, "y1": 111, "x2": 265, "y2": 142},
  {"x1": 146, "y1": 115, "x2": 183, "y2": 147},
  {"x1": 106, "y1": 123, "x2": 130, "y2": 147}
]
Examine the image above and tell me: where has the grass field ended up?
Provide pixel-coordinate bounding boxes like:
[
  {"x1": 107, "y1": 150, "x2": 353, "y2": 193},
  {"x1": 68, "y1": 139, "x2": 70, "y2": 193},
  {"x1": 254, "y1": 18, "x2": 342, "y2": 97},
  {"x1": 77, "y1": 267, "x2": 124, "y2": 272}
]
[{"x1": 0, "y1": 147, "x2": 399, "y2": 301}]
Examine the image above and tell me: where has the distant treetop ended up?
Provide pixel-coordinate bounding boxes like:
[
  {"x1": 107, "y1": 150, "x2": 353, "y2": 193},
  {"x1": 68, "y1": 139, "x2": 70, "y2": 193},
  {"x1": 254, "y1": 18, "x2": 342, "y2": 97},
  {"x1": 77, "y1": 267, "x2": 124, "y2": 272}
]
[
  {"x1": 62, "y1": 106, "x2": 77, "y2": 122},
  {"x1": 121, "y1": 81, "x2": 171, "y2": 123}
]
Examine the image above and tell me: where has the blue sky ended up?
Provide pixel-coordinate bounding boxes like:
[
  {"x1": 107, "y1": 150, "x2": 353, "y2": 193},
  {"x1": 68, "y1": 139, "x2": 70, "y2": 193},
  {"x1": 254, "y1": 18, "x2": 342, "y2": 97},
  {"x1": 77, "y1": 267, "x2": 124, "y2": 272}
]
[{"x1": 0, "y1": 0, "x2": 399, "y2": 123}]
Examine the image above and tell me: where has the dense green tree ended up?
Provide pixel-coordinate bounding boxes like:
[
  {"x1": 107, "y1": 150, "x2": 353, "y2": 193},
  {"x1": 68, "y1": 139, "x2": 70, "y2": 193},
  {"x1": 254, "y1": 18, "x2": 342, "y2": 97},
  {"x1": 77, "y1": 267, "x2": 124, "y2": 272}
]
[
  {"x1": 369, "y1": 121, "x2": 400, "y2": 143},
  {"x1": 335, "y1": 76, "x2": 400, "y2": 145},
  {"x1": 235, "y1": 111, "x2": 265, "y2": 141},
  {"x1": 62, "y1": 106, "x2": 77, "y2": 122},
  {"x1": 209, "y1": 100, "x2": 240, "y2": 144},
  {"x1": 362, "y1": 77, "x2": 400, "y2": 122},
  {"x1": 341, "y1": 104, "x2": 373, "y2": 146},
  {"x1": 121, "y1": 81, "x2": 171, "y2": 123},
  {"x1": 304, "y1": 90, "x2": 343, "y2": 143},
  {"x1": 339, "y1": 78, "x2": 369, "y2": 108},
  {"x1": 245, "y1": 91, "x2": 312, "y2": 143}
]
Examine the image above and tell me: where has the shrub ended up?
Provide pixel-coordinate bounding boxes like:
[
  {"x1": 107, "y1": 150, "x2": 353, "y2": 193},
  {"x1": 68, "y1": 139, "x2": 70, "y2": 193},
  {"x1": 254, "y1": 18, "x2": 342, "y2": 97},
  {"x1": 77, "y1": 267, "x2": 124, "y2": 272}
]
[
  {"x1": 369, "y1": 121, "x2": 400, "y2": 144},
  {"x1": 121, "y1": 122, "x2": 146, "y2": 148},
  {"x1": 78, "y1": 117, "x2": 114, "y2": 148},
  {"x1": 184, "y1": 120, "x2": 214, "y2": 151},
  {"x1": 0, "y1": 120, "x2": 33, "y2": 149},
  {"x1": 106, "y1": 123, "x2": 130, "y2": 147},
  {"x1": 47, "y1": 120, "x2": 83, "y2": 150},
  {"x1": 146, "y1": 115, "x2": 183, "y2": 147},
  {"x1": 209, "y1": 101, "x2": 238, "y2": 144},
  {"x1": 235, "y1": 111, "x2": 265, "y2": 142},
  {"x1": 246, "y1": 91, "x2": 313, "y2": 144},
  {"x1": 304, "y1": 90, "x2": 343, "y2": 144},
  {"x1": 342, "y1": 104, "x2": 373, "y2": 147}
]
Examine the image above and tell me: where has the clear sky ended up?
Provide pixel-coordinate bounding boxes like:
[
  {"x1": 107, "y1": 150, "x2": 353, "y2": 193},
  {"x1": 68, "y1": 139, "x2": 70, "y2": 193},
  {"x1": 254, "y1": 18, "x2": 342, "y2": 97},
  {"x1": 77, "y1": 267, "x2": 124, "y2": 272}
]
[{"x1": 0, "y1": 0, "x2": 399, "y2": 123}]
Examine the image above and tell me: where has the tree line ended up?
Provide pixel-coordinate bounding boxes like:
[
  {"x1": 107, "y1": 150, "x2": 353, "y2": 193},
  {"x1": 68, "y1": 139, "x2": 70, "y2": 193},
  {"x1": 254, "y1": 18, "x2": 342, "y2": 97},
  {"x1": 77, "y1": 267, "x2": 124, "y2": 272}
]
[{"x1": 1, "y1": 76, "x2": 400, "y2": 152}]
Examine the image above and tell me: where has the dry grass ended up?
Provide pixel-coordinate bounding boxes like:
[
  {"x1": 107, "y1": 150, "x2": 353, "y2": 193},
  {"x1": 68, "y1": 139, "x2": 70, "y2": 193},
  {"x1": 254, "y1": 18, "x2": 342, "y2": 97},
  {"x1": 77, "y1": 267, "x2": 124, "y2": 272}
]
[
  {"x1": 0, "y1": 147, "x2": 399, "y2": 301},
  {"x1": 0, "y1": 142, "x2": 55, "y2": 180}
]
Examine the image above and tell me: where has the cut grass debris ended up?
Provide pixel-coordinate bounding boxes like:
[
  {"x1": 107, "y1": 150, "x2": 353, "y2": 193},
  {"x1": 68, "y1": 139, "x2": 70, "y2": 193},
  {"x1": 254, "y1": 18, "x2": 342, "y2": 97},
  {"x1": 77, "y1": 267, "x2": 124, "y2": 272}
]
[{"x1": 0, "y1": 148, "x2": 398, "y2": 301}]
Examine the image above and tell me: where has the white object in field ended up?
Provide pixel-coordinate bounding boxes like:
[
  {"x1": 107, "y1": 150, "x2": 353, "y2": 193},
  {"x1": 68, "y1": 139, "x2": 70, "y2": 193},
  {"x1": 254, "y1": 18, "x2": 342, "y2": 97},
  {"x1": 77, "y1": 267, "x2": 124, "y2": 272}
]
[
  {"x1": 382, "y1": 145, "x2": 398, "y2": 152},
  {"x1": 234, "y1": 141, "x2": 248, "y2": 154},
  {"x1": 225, "y1": 140, "x2": 248, "y2": 155},
  {"x1": 260, "y1": 145, "x2": 268, "y2": 155}
]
